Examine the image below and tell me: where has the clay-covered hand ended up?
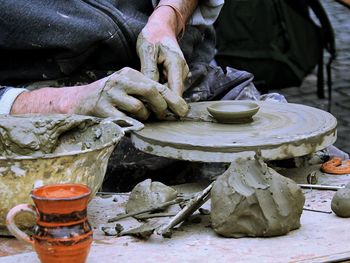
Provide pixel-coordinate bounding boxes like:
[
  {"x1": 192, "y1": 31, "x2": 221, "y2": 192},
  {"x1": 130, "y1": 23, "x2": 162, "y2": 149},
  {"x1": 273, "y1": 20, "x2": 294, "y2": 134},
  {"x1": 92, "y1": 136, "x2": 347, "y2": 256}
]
[
  {"x1": 70, "y1": 67, "x2": 188, "y2": 120},
  {"x1": 137, "y1": 23, "x2": 189, "y2": 97}
]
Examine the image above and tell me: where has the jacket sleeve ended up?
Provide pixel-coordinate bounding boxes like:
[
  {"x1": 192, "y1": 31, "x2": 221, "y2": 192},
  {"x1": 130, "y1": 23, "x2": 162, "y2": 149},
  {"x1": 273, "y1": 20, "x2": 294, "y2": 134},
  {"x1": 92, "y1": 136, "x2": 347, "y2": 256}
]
[{"x1": 0, "y1": 87, "x2": 28, "y2": 114}]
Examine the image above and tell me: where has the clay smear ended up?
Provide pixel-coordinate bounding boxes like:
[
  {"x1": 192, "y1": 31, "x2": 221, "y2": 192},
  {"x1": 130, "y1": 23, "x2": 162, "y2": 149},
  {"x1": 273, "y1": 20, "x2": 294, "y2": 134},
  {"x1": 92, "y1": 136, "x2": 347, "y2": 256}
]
[
  {"x1": 126, "y1": 179, "x2": 178, "y2": 219},
  {"x1": 0, "y1": 114, "x2": 98, "y2": 156},
  {"x1": 211, "y1": 155, "x2": 305, "y2": 237},
  {"x1": 133, "y1": 101, "x2": 337, "y2": 162}
]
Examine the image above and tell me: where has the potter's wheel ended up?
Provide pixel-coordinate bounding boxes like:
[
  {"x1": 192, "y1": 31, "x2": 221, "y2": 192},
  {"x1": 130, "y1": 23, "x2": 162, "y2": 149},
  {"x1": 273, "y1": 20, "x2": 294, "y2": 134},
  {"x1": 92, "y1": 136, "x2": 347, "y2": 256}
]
[{"x1": 131, "y1": 101, "x2": 337, "y2": 162}]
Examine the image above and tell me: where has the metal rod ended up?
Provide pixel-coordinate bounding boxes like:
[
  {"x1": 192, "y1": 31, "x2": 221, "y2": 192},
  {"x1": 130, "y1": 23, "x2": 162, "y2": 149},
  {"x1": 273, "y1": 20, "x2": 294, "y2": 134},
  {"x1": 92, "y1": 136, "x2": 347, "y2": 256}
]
[
  {"x1": 298, "y1": 184, "x2": 343, "y2": 191},
  {"x1": 303, "y1": 207, "x2": 332, "y2": 214},
  {"x1": 96, "y1": 191, "x2": 130, "y2": 196}
]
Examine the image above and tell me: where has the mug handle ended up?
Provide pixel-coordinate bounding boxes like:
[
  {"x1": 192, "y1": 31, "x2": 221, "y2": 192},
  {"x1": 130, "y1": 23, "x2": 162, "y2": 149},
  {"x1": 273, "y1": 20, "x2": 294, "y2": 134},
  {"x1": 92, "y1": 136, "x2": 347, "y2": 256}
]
[{"x1": 6, "y1": 204, "x2": 36, "y2": 244}]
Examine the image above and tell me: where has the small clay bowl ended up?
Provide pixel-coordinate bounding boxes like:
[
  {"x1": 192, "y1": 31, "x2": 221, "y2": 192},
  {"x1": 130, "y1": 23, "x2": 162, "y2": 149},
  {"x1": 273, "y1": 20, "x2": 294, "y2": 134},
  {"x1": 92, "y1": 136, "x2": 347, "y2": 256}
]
[{"x1": 207, "y1": 101, "x2": 260, "y2": 124}]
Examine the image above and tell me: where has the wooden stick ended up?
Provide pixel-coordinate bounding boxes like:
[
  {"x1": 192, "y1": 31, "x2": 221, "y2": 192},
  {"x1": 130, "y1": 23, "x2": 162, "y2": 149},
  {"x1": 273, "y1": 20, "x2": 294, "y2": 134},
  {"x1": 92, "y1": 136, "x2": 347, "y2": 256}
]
[
  {"x1": 157, "y1": 183, "x2": 213, "y2": 237},
  {"x1": 96, "y1": 191, "x2": 130, "y2": 196},
  {"x1": 107, "y1": 198, "x2": 184, "y2": 223},
  {"x1": 136, "y1": 212, "x2": 178, "y2": 220}
]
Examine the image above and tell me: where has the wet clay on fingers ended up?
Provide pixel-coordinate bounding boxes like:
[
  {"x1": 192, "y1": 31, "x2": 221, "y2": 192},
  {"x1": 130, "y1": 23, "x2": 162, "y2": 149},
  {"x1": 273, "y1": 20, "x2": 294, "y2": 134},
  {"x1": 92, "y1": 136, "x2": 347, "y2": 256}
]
[
  {"x1": 331, "y1": 183, "x2": 350, "y2": 217},
  {"x1": 137, "y1": 31, "x2": 190, "y2": 96},
  {"x1": 211, "y1": 155, "x2": 305, "y2": 238},
  {"x1": 136, "y1": 33, "x2": 189, "y2": 117},
  {"x1": 69, "y1": 67, "x2": 188, "y2": 120}
]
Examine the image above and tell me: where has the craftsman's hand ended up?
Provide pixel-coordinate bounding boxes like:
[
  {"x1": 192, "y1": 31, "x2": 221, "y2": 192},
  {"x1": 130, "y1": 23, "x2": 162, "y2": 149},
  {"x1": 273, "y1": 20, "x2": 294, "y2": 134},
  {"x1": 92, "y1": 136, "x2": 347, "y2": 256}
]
[
  {"x1": 137, "y1": 9, "x2": 189, "y2": 96},
  {"x1": 11, "y1": 67, "x2": 188, "y2": 120},
  {"x1": 72, "y1": 68, "x2": 188, "y2": 119}
]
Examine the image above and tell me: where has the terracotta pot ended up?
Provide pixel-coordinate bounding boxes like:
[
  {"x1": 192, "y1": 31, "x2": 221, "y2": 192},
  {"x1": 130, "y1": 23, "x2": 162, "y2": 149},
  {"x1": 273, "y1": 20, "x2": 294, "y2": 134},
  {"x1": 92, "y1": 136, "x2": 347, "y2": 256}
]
[{"x1": 6, "y1": 183, "x2": 93, "y2": 263}]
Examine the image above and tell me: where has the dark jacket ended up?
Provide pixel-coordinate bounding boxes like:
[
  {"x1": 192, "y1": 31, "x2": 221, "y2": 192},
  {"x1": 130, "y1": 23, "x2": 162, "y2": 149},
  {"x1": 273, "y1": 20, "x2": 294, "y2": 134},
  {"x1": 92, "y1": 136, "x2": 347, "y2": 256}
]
[{"x1": 0, "y1": 0, "x2": 215, "y2": 85}]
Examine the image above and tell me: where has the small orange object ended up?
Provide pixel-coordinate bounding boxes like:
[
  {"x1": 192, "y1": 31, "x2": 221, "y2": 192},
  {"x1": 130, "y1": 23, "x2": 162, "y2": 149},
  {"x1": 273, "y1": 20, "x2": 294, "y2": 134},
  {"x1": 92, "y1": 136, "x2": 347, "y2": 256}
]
[{"x1": 321, "y1": 157, "x2": 350, "y2": 175}]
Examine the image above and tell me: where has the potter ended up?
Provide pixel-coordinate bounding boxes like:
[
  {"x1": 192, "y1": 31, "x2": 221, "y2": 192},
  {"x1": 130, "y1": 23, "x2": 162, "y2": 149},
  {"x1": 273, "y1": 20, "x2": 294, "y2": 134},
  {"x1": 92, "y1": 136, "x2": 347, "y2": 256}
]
[
  {"x1": 6, "y1": 183, "x2": 93, "y2": 263},
  {"x1": 1, "y1": 0, "x2": 224, "y2": 119}
]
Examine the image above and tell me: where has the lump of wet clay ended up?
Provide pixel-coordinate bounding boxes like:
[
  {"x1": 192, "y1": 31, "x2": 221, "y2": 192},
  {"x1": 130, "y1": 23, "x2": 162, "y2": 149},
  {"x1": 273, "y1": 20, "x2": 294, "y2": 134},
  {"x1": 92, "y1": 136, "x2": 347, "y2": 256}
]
[
  {"x1": 331, "y1": 184, "x2": 350, "y2": 217},
  {"x1": 0, "y1": 114, "x2": 98, "y2": 156},
  {"x1": 126, "y1": 179, "x2": 178, "y2": 217},
  {"x1": 211, "y1": 155, "x2": 305, "y2": 238}
]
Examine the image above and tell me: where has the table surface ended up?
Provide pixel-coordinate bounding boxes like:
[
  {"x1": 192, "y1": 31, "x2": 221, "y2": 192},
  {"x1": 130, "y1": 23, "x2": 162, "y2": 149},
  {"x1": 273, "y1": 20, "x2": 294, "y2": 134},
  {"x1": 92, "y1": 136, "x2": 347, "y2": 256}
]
[{"x1": 1, "y1": 166, "x2": 350, "y2": 263}]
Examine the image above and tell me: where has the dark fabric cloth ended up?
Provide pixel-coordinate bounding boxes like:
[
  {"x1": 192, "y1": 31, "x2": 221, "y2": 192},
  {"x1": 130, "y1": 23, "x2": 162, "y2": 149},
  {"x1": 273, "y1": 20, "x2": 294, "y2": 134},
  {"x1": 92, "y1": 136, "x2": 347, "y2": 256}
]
[
  {"x1": 183, "y1": 63, "x2": 256, "y2": 102},
  {"x1": 0, "y1": 0, "x2": 142, "y2": 84},
  {"x1": 0, "y1": 0, "x2": 216, "y2": 85},
  {"x1": 0, "y1": 87, "x2": 11, "y2": 100}
]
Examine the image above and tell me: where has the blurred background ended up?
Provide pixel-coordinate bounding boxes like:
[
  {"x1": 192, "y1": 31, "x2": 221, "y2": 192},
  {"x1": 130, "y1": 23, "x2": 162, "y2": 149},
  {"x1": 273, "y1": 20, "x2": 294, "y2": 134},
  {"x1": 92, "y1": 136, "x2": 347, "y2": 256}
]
[
  {"x1": 215, "y1": 0, "x2": 350, "y2": 154},
  {"x1": 274, "y1": 0, "x2": 350, "y2": 154}
]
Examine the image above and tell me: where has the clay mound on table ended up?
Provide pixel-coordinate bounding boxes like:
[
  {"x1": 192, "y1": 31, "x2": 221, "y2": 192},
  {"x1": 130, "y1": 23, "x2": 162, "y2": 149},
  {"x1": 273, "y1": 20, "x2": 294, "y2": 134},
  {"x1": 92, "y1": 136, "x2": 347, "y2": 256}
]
[
  {"x1": 126, "y1": 179, "x2": 178, "y2": 218},
  {"x1": 331, "y1": 186, "x2": 350, "y2": 218},
  {"x1": 211, "y1": 156, "x2": 305, "y2": 238}
]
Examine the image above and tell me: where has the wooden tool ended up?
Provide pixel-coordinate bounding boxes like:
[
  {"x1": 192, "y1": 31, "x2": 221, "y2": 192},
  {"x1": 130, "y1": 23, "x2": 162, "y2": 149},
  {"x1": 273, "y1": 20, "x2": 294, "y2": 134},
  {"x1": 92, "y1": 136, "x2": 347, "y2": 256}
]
[{"x1": 157, "y1": 183, "x2": 213, "y2": 237}]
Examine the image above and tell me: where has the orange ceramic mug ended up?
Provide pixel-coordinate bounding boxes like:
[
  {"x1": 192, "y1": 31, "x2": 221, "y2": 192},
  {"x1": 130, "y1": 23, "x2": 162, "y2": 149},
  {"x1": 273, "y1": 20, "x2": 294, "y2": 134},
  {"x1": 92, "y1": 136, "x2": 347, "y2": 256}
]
[{"x1": 6, "y1": 183, "x2": 93, "y2": 263}]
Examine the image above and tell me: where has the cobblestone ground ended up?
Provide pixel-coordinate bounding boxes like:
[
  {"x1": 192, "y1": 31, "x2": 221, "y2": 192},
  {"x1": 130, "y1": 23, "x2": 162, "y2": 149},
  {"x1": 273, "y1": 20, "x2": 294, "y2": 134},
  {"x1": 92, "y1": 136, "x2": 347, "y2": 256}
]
[{"x1": 272, "y1": 0, "x2": 350, "y2": 154}]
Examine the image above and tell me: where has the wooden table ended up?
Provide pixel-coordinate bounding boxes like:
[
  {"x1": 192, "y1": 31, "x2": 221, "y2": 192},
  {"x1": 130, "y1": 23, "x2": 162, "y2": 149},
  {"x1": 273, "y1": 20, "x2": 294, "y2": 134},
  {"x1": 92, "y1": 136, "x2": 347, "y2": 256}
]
[{"x1": 1, "y1": 166, "x2": 350, "y2": 263}]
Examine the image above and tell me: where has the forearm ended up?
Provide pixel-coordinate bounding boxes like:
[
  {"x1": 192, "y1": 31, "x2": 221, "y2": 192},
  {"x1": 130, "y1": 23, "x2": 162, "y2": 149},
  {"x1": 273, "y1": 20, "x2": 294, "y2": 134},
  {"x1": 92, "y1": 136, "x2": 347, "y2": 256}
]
[
  {"x1": 10, "y1": 68, "x2": 188, "y2": 118},
  {"x1": 158, "y1": 0, "x2": 199, "y2": 23},
  {"x1": 10, "y1": 86, "x2": 82, "y2": 115},
  {"x1": 150, "y1": 0, "x2": 199, "y2": 36}
]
